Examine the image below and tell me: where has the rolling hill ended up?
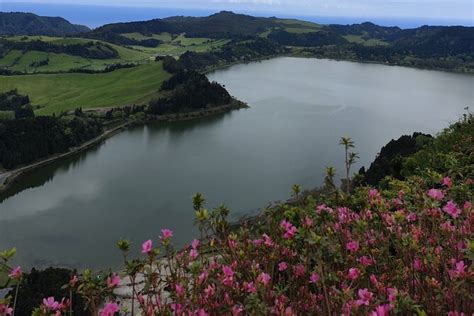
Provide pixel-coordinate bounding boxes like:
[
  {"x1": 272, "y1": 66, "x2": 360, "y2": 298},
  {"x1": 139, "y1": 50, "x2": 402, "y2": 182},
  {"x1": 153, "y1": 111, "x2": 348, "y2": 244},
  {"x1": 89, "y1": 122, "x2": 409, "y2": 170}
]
[{"x1": 0, "y1": 12, "x2": 89, "y2": 36}]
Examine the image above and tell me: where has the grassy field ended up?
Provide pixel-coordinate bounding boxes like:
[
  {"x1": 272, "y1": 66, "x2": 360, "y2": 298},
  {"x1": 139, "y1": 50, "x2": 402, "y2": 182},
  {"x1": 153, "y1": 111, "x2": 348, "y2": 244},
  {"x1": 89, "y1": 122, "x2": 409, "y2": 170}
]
[
  {"x1": 0, "y1": 36, "x2": 153, "y2": 73},
  {"x1": 123, "y1": 33, "x2": 229, "y2": 56},
  {"x1": 0, "y1": 62, "x2": 171, "y2": 115},
  {"x1": 343, "y1": 34, "x2": 389, "y2": 46},
  {"x1": 0, "y1": 34, "x2": 227, "y2": 73}
]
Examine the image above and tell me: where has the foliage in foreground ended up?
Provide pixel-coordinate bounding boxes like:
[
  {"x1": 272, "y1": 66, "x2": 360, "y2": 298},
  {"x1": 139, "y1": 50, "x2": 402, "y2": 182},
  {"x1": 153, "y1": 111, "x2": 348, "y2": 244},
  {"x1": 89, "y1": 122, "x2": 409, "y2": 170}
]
[{"x1": 0, "y1": 116, "x2": 473, "y2": 315}]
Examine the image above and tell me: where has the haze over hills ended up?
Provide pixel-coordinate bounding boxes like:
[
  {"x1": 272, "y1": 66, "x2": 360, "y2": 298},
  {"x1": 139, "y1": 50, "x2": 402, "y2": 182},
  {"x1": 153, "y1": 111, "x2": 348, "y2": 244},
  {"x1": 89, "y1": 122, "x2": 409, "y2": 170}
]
[{"x1": 0, "y1": 12, "x2": 90, "y2": 36}]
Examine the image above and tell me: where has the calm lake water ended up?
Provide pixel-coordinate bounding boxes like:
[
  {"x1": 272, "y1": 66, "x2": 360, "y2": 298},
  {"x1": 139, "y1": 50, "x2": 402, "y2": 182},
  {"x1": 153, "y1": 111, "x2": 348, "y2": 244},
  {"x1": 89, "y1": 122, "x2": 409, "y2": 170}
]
[{"x1": 1, "y1": 57, "x2": 473, "y2": 269}]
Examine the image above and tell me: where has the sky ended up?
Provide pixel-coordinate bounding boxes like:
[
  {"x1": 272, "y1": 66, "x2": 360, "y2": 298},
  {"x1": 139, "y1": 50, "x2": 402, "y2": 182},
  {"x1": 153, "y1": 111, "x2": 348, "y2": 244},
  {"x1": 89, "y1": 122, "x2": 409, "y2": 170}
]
[{"x1": 2, "y1": 0, "x2": 473, "y2": 21}]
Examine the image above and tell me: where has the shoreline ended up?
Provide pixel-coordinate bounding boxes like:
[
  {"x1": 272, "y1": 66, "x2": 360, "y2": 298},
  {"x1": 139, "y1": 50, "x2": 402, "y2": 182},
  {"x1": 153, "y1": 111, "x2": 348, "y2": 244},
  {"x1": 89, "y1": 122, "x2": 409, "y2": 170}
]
[
  {"x1": 0, "y1": 100, "x2": 247, "y2": 194},
  {"x1": 204, "y1": 53, "x2": 474, "y2": 76}
]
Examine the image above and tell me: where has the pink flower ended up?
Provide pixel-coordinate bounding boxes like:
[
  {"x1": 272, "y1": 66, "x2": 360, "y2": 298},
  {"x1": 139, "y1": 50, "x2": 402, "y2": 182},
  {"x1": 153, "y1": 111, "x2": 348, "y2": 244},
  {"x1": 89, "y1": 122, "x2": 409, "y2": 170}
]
[
  {"x1": 358, "y1": 256, "x2": 373, "y2": 267},
  {"x1": 190, "y1": 248, "x2": 199, "y2": 260},
  {"x1": 223, "y1": 265, "x2": 234, "y2": 278},
  {"x1": 191, "y1": 239, "x2": 200, "y2": 249},
  {"x1": 369, "y1": 189, "x2": 379, "y2": 199},
  {"x1": 175, "y1": 283, "x2": 184, "y2": 296},
  {"x1": 42, "y1": 297, "x2": 59, "y2": 311},
  {"x1": 427, "y1": 188, "x2": 444, "y2": 201},
  {"x1": 262, "y1": 234, "x2": 273, "y2": 246},
  {"x1": 370, "y1": 274, "x2": 379, "y2": 287},
  {"x1": 0, "y1": 304, "x2": 13, "y2": 316},
  {"x1": 303, "y1": 216, "x2": 314, "y2": 227},
  {"x1": 443, "y1": 200, "x2": 461, "y2": 218},
  {"x1": 280, "y1": 220, "x2": 298, "y2": 239},
  {"x1": 196, "y1": 309, "x2": 209, "y2": 316},
  {"x1": 356, "y1": 288, "x2": 373, "y2": 306},
  {"x1": 244, "y1": 281, "x2": 256, "y2": 293},
  {"x1": 442, "y1": 176, "x2": 453, "y2": 188},
  {"x1": 309, "y1": 272, "x2": 320, "y2": 284},
  {"x1": 161, "y1": 228, "x2": 173, "y2": 240},
  {"x1": 293, "y1": 264, "x2": 306, "y2": 277},
  {"x1": 347, "y1": 268, "x2": 360, "y2": 280},
  {"x1": 107, "y1": 273, "x2": 121, "y2": 288},
  {"x1": 141, "y1": 239, "x2": 153, "y2": 254},
  {"x1": 100, "y1": 302, "x2": 119, "y2": 316},
  {"x1": 222, "y1": 265, "x2": 234, "y2": 286},
  {"x1": 170, "y1": 303, "x2": 183, "y2": 314},
  {"x1": 387, "y1": 288, "x2": 398, "y2": 303},
  {"x1": 232, "y1": 305, "x2": 244, "y2": 316},
  {"x1": 370, "y1": 304, "x2": 390, "y2": 316},
  {"x1": 258, "y1": 272, "x2": 271, "y2": 286},
  {"x1": 278, "y1": 262, "x2": 288, "y2": 271},
  {"x1": 413, "y1": 258, "x2": 422, "y2": 271},
  {"x1": 449, "y1": 260, "x2": 466, "y2": 278},
  {"x1": 204, "y1": 284, "x2": 215, "y2": 297},
  {"x1": 8, "y1": 266, "x2": 22, "y2": 280},
  {"x1": 346, "y1": 240, "x2": 359, "y2": 252},
  {"x1": 407, "y1": 213, "x2": 417, "y2": 222}
]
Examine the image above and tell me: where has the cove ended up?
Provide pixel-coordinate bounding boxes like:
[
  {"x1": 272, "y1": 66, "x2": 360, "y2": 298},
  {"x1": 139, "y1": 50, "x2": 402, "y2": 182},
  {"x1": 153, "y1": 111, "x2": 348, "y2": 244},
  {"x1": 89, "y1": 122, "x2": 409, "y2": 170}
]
[{"x1": 1, "y1": 57, "x2": 473, "y2": 269}]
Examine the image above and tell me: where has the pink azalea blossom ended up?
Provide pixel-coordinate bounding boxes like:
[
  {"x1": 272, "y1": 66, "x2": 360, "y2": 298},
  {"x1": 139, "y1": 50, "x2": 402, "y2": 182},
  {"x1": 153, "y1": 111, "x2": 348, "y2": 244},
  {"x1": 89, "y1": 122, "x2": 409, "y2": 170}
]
[
  {"x1": 358, "y1": 256, "x2": 373, "y2": 266},
  {"x1": 42, "y1": 297, "x2": 60, "y2": 311},
  {"x1": 309, "y1": 272, "x2": 320, "y2": 284},
  {"x1": 0, "y1": 304, "x2": 13, "y2": 316},
  {"x1": 369, "y1": 189, "x2": 379, "y2": 199},
  {"x1": 170, "y1": 303, "x2": 183, "y2": 314},
  {"x1": 244, "y1": 281, "x2": 256, "y2": 293},
  {"x1": 387, "y1": 288, "x2": 398, "y2": 303},
  {"x1": 370, "y1": 274, "x2": 379, "y2": 287},
  {"x1": 100, "y1": 302, "x2": 120, "y2": 316},
  {"x1": 161, "y1": 228, "x2": 173, "y2": 239},
  {"x1": 443, "y1": 200, "x2": 461, "y2": 218},
  {"x1": 413, "y1": 258, "x2": 422, "y2": 271},
  {"x1": 356, "y1": 288, "x2": 373, "y2": 306},
  {"x1": 293, "y1": 264, "x2": 306, "y2": 277},
  {"x1": 347, "y1": 268, "x2": 360, "y2": 280},
  {"x1": 262, "y1": 233, "x2": 273, "y2": 246},
  {"x1": 370, "y1": 304, "x2": 391, "y2": 316},
  {"x1": 442, "y1": 176, "x2": 453, "y2": 188},
  {"x1": 231, "y1": 305, "x2": 244, "y2": 316},
  {"x1": 191, "y1": 239, "x2": 200, "y2": 249},
  {"x1": 175, "y1": 284, "x2": 185, "y2": 296},
  {"x1": 278, "y1": 262, "x2": 288, "y2": 271},
  {"x1": 280, "y1": 220, "x2": 298, "y2": 239},
  {"x1": 141, "y1": 239, "x2": 153, "y2": 254},
  {"x1": 303, "y1": 216, "x2": 314, "y2": 227},
  {"x1": 427, "y1": 188, "x2": 444, "y2": 201},
  {"x1": 258, "y1": 272, "x2": 271, "y2": 286},
  {"x1": 204, "y1": 284, "x2": 216, "y2": 297},
  {"x1": 407, "y1": 213, "x2": 417, "y2": 222},
  {"x1": 346, "y1": 240, "x2": 359, "y2": 252},
  {"x1": 8, "y1": 266, "x2": 22, "y2": 280},
  {"x1": 196, "y1": 309, "x2": 209, "y2": 316},
  {"x1": 449, "y1": 260, "x2": 466, "y2": 278},
  {"x1": 190, "y1": 248, "x2": 199, "y2": 260},
  {"x1": 107, "y1": 273, "x2": 121, "y2": 288}
]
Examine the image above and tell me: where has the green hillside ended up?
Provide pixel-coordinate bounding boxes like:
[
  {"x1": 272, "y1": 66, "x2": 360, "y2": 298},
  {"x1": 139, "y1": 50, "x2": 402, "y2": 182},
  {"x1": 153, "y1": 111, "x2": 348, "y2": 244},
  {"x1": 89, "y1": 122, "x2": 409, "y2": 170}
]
[{"x1": 0, "y1": 62, "x2": 170, "y2": 115}]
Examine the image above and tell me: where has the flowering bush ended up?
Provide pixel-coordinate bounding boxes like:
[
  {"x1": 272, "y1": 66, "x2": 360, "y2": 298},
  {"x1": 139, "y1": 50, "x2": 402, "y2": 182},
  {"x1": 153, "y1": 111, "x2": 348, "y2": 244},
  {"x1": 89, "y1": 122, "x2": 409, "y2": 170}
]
[{"x1": 38, "y1": 174, "x2": 469, "y2": 315}]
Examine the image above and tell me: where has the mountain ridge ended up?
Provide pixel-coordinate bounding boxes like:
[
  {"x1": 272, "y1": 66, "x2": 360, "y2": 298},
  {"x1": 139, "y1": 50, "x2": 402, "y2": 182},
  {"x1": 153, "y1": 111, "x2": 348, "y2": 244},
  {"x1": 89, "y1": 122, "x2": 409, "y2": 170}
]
[{"x1": 0, "y1": 12, "x2": 90, "y2": 36}]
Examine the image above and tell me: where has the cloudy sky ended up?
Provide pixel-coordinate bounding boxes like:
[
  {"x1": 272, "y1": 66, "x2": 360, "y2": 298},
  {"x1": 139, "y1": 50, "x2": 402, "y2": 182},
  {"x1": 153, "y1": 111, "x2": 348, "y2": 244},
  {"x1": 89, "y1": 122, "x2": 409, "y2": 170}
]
[{"x1": 2, "y1": 0, "x2": 473, "y2": 21}]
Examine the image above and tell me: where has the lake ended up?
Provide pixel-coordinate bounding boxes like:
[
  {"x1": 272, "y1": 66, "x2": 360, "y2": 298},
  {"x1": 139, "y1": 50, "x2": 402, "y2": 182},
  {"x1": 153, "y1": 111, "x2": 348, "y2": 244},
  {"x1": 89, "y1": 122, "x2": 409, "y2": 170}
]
[{"x1": 1, "y1": 57, "x2": 472, "y2": 269}]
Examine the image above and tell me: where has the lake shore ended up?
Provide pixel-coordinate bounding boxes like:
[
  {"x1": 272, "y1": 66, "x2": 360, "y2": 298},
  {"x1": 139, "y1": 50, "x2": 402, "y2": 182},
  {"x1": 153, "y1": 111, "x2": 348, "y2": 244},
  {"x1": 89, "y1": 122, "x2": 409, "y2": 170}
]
[
  {"x1": 204, "y1": 52, "x2": 474, "y2": 76},
  {"x1": 0, "y1": 100, "x2": 247, "y2": 194}
]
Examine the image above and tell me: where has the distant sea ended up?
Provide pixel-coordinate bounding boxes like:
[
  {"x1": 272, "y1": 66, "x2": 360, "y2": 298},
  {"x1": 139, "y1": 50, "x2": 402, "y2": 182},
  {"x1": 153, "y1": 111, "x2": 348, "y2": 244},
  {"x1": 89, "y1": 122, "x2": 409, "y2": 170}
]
[{"x1": 1, "y1": 2, "x2": 472, "y2": 29}]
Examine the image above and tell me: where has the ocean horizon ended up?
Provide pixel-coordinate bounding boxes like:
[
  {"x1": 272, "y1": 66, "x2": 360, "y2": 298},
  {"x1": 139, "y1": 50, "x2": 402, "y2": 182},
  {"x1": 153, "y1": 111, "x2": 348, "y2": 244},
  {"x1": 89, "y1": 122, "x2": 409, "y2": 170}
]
[{"x1": 1, "y1": 2, "x2": 472, "y2": 29}]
